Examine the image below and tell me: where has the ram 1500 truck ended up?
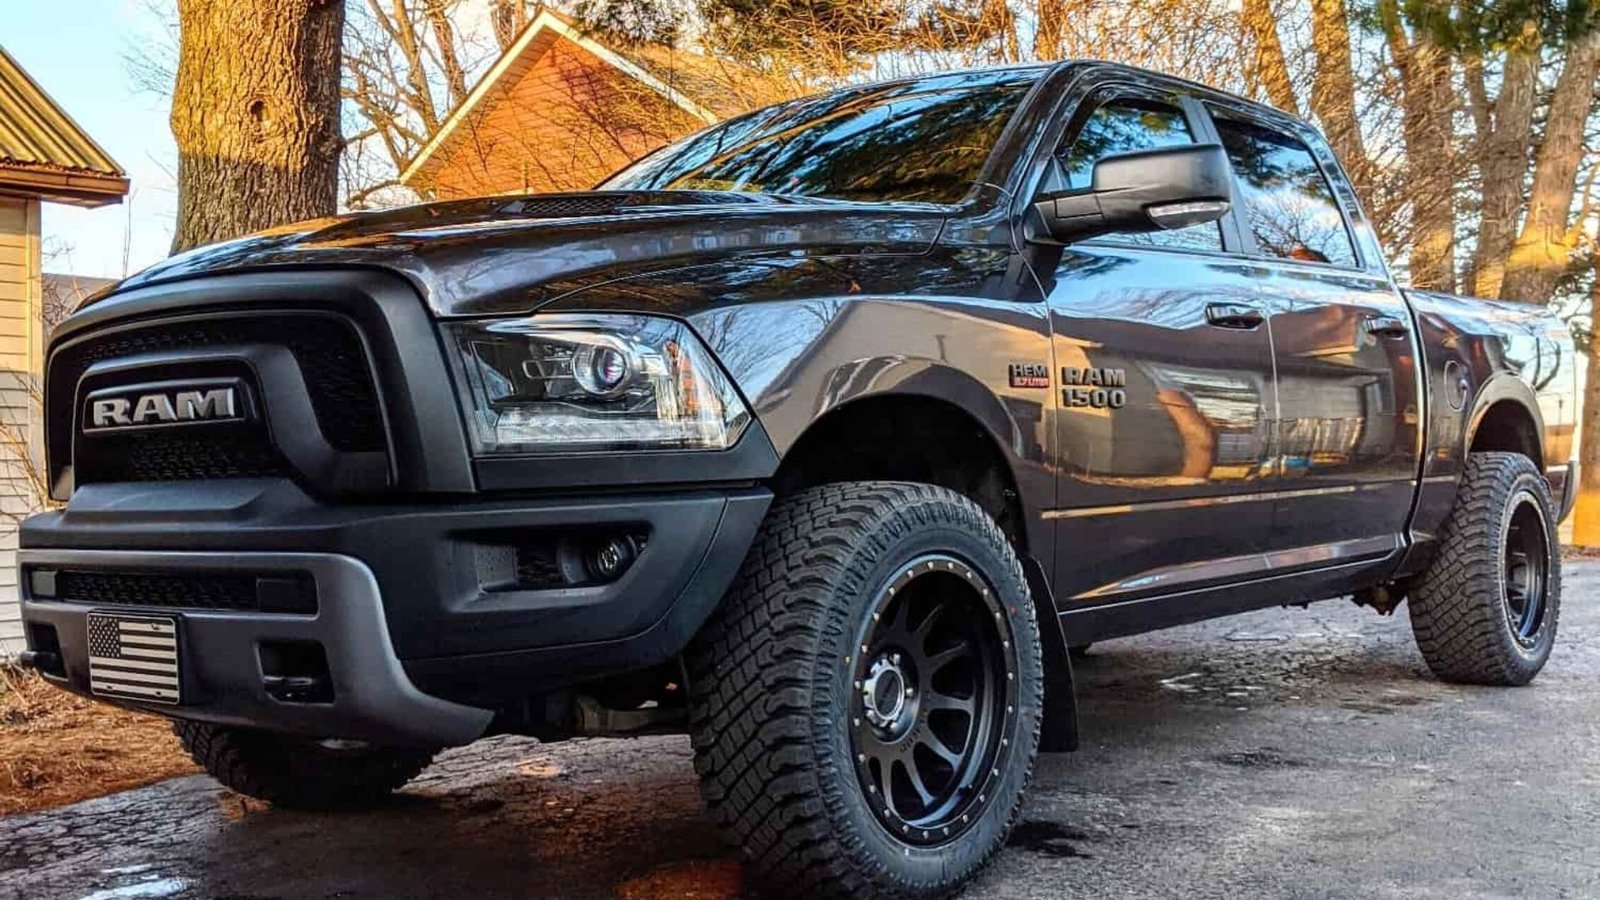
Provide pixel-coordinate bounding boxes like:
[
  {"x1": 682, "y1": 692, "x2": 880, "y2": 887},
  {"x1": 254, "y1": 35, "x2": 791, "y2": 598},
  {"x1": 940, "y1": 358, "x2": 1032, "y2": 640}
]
[{"x1": 17, "y1": 62, "x2": 1577, "y2": 898}]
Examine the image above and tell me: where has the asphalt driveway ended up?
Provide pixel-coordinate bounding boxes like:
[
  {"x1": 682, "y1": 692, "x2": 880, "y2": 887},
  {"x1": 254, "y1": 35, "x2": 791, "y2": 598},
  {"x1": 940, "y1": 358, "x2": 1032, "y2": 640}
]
[{"x1": 6, "y1": 562, "x2": 1600, "y2": 900}]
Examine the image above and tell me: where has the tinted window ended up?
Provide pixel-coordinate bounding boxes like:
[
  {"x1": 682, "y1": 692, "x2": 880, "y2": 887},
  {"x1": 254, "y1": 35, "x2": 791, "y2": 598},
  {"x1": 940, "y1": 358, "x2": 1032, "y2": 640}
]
[
  {"x1": 1056, "y1": 98, "x2": 1222, "y2": 252},
  {"x1": 1211, "y1": 115, "x2": 1358, "y2": 267},
  {"x1": 601, "y1": 73, "x2": 1036, "y2": 204}
]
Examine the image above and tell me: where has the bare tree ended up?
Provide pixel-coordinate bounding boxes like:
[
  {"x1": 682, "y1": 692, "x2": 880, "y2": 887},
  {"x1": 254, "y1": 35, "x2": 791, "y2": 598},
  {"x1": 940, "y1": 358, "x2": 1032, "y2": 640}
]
[
  {"x1": 490, "y1": 0, "x2": 533, "y2": 51},
  {"x1": 1242, "y1": 0, "x2": 1299, "y2": 115},
  {"x1": 1464, "y1": 17, "x2": 1542, "y2": 298},
  {"x1": 1501, "y1": 26, "x2": 1600, "y2": 303},
  {"x1": 343, "y1": 0, "x2": 497, "y2": 207}
]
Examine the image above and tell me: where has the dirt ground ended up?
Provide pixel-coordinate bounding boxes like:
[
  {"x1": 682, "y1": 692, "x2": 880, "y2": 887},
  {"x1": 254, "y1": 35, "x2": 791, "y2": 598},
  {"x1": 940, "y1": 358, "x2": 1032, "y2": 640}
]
[{"x1": 0, "y1": 666, "x2": 196, "y2": 815}]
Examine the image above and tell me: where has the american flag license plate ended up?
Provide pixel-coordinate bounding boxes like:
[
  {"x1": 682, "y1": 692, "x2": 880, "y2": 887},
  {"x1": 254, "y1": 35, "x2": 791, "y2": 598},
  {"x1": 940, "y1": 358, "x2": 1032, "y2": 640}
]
[{"x1": 86, "y1": 613, "x2": 182, "y2": 705}]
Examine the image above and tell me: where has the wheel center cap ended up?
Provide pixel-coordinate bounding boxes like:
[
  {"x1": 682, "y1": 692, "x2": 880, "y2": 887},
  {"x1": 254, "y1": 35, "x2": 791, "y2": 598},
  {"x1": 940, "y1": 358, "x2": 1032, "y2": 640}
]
[{"x1": 862, "y1": 654, "x2": 912, "y2": 730}]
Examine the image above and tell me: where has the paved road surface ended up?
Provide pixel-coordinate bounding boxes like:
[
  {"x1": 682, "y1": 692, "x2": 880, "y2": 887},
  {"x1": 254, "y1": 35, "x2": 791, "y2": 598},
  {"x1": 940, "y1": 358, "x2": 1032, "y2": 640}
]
[{"x1": 6, "y1": 562, "x2": 1600, "y2": 900}]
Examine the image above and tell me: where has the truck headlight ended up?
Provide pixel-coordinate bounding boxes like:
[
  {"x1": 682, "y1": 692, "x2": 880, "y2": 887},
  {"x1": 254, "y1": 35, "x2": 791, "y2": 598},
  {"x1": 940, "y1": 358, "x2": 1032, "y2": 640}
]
[{"x1": 446, "y1": 314, "x2": 751, "y2": 454}]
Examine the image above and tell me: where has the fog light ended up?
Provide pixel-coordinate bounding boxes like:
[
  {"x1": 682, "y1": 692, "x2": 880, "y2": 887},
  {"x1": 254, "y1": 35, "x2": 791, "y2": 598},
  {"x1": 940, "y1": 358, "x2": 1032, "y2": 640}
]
[{"x1": 586, "y1": 536, "x2": 637, "y2": 581}]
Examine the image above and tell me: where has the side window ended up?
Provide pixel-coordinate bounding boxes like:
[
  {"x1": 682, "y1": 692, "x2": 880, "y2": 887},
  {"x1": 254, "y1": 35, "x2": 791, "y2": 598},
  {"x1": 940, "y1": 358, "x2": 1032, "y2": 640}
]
[
  {"x1": 1055, "y1": 97, "x2": 1223, "y2": 252},
  {"x1": 1210, "y1": 114, "x2": 1359, "y2": 267}
]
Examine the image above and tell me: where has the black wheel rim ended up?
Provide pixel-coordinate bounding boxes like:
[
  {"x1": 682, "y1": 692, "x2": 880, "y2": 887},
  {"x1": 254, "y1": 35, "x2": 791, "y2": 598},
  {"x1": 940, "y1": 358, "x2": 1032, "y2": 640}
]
[
  {"x1": 1503, "y1": 490, "x2": 1550, "y2": 647},
  {"x1": 849, "y1": 555, "x2": 1016, "y2": 846}
]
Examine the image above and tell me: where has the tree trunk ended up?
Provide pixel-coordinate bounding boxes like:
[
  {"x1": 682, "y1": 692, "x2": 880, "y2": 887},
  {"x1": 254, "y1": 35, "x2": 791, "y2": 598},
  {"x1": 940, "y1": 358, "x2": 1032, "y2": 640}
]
[
  {"x1": 1241, "y1": 0, "x2": 1298, "y2": 114},
  {"x1": 1571, "y1": 260, "x2": 1600, "y2": 547},
  {"x1": 424, "y1": 0, "x2": 469, "y2": 107},
  {"x1": 170, "y1": 0, "x2": 344, "y2": 253},
  {"x1": 1307, "y1": 0, "x2": 1371, "y2": 204},
  {"x1": 1500, "y1": 28, "x2": 1600, "y2": 304},
  {"x1": 491, "y1": 0, "x2": 529, "y2": 51},
  {"x1": 1467, "y1": 19, "x2": 1541, "y2": 300},
  {"x1": 1034, "y1": 0, "x2": 1065, "y2": 61},
  {"x1": 1387, "y1": 19, "x2": 1457, "y2": 292}
]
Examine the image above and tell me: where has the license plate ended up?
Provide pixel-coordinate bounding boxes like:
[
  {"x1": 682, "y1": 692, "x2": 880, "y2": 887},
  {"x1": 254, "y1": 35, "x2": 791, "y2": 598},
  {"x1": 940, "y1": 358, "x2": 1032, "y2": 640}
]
[{"x1": 86, "y1": 612, "x2": 182, "y2": 705}]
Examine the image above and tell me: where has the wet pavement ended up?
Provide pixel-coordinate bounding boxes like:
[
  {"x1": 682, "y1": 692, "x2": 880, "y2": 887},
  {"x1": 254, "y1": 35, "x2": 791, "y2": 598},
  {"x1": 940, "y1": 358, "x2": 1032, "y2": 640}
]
[{"x1": 6, "y1": 561, "x2": 1600, "y2": 900}]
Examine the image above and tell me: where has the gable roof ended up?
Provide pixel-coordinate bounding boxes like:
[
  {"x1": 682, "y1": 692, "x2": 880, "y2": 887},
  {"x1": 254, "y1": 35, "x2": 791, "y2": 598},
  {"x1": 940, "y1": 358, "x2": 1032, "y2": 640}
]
[
  {"x1": 0, "y1": 46, "x2": 128, "y2": 207},
  {"x1": 400, "y1": 9, "x2": 785, "y2": 191}
]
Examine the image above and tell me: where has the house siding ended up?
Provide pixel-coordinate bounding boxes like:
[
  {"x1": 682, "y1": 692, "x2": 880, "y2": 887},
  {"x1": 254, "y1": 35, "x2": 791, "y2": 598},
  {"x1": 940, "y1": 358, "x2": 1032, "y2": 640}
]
[
  {"x1": 428, "y1": 35, "x2": 702, "y2": 199},
  {"x1": 0, "y1": 195, "x2": 42, "y2": 654}
]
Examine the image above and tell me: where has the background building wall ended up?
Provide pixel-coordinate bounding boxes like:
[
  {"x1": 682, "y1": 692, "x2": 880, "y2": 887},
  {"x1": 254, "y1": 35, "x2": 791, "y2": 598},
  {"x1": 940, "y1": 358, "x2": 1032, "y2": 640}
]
[{"x1": 0, "y1": 195, "x2": 43, "y2": 653}]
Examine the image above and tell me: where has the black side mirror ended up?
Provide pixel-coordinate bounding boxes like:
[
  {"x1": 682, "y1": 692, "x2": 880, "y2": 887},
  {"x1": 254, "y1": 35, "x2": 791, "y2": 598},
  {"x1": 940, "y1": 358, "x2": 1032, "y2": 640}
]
[{"x1": 1029, "y1": 143, "x2": 1234, "y2": 244}]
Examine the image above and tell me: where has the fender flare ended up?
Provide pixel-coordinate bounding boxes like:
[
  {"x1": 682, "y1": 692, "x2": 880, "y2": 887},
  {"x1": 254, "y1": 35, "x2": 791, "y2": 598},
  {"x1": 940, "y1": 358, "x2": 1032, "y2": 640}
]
[
  {"x1": 1022, "y1": 554, "x2": 1078, "y2": 753},
  {"x1": 1464, "y1": 374, "x2": 1545, "y2": 467}
]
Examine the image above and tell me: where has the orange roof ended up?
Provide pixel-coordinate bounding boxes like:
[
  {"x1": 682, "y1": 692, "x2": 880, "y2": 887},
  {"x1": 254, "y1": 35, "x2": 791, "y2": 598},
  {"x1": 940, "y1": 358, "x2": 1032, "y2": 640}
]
[
  {"x1": 0, "y1": 45, "x2": 128, "y2": 207},
  {"x1": 400, "y1": 9, "x2": 792, "y2": 190}
]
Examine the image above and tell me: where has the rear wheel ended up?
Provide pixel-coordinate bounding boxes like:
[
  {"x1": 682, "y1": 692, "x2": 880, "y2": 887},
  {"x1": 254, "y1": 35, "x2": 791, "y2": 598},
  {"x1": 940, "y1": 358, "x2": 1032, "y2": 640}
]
[
  {"x1": 174, "y1": 721, "x2": 435, "y2": 810},
  {"x1": 687, "y1": 482, "x2": 1043, "y2": 899},
  {"x1": 1407, "y1": 452, "x2": 1561, "y2": 685}
]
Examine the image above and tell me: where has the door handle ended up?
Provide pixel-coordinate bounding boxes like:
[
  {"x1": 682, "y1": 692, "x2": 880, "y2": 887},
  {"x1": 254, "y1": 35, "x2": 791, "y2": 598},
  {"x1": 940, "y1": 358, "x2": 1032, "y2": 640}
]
[
  {"x1": 1205, "y1": 303, "x2": 1265, "y2": 329},
  {"x1": 1366, "y1": 315, "x2": 1410, "y2": 338}
]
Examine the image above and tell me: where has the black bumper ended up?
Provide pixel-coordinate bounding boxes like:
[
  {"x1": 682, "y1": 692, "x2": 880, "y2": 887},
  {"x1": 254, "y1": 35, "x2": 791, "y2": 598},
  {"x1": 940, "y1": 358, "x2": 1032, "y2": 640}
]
[{"x1": 19, "y1": 480, "x2": 772, "y2": 744}]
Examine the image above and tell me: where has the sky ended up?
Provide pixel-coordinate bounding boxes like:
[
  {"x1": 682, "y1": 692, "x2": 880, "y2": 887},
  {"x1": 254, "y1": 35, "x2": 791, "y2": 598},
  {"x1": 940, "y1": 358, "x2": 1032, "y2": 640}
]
[
  {"x1": 4, "y1": 1, "x2": 515, "y2": 281},
  {"x1": 6, "y1": 1, "x2": 178, "y2": 279}
]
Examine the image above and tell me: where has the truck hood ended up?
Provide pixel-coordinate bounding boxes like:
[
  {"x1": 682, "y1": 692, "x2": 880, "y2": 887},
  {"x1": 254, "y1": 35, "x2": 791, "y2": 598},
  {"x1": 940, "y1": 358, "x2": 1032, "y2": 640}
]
[{"x1": 100, "y1": 191, "x2": 948, "y2": 318}]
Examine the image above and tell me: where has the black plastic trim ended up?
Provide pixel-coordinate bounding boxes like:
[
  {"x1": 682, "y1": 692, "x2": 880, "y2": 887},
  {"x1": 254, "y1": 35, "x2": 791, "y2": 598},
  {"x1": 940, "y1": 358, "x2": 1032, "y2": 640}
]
[
  {"x1": 472, "y1": 422, "x2": 780, "y2": 491},
  {"x1": 49, "y1": 269, "x2": 476, "y2": 495},
  {"x1": 22, "y1": 481, "x2": 772, "y2": 671}
]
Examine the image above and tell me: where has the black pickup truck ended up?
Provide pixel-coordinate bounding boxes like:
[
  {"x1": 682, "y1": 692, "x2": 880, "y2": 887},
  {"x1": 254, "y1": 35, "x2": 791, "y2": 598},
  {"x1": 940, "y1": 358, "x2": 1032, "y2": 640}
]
[{"x1": 18, "y1": 62, "x2": 1576, "y2": 898}]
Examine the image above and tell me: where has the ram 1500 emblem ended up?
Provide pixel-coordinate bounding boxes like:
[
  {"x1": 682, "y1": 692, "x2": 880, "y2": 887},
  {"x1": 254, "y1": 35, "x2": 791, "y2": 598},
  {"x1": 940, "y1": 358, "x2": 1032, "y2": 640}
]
[{"x1": 1062, "y1": 367, "x2": 1127, "y2": 409}]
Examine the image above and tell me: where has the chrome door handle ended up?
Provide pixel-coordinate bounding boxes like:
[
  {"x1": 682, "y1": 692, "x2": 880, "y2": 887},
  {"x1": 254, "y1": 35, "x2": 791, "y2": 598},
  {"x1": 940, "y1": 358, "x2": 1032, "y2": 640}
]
[
  {"x1": 1366, "y1": 315, "x2": 1410, "y2": 338},
  {"x1": 1205, "y1": 303, "x2": 1265, "y2": 329}
]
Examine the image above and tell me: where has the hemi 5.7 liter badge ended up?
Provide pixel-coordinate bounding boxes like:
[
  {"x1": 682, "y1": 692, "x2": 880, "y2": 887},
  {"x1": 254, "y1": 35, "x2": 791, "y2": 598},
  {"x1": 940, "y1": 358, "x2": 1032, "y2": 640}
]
[{"x1": 1008, "y1": 363, "x2": 1051, "y2": 389}]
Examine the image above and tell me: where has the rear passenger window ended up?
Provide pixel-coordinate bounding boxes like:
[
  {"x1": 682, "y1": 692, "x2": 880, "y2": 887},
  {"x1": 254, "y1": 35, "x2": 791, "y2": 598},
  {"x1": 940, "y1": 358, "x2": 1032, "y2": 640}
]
[
  {"x1": 1056, "y1": 98, "x2": 1223, "y2": 252},
  {"x1": 1210, "y1": 114, "x2": 1358, "y2": 268}
]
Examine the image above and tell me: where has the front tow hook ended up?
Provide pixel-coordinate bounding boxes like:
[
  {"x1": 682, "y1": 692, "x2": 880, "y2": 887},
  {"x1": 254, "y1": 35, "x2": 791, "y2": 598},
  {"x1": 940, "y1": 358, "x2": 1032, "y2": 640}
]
[{"x1": 17, "y1": 650, "x2": 61, "y2": 673}]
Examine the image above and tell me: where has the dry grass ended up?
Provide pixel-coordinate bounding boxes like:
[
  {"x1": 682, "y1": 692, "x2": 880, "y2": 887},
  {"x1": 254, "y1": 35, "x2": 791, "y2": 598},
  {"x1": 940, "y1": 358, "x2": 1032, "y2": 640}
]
[{"x1": 0, "y1": 665, "x2": 198, "y2": 816}]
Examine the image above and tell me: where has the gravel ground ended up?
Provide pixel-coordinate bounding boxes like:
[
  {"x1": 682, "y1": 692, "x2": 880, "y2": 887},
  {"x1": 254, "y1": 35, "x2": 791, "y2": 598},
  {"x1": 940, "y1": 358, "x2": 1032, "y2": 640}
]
[{"x1": 5, "y1": 561, "x2": 1599, "y2": 900}]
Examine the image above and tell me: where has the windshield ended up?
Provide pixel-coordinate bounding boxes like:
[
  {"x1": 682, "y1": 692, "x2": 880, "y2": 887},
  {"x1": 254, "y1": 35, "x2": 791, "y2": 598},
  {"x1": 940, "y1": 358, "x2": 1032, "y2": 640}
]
[{"x1": 600, "y1": 69, "x2": 1041, "y2": 205}]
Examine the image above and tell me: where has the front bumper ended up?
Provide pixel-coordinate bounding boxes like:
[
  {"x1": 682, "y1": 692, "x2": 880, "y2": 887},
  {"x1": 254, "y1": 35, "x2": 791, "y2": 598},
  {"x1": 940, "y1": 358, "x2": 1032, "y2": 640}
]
[
  {"x1": 21, "y1": 550, "x2": 493, "y2": 747},
  {"x1": 19, "y1": 481, "x2": 772, "y2": 745}
]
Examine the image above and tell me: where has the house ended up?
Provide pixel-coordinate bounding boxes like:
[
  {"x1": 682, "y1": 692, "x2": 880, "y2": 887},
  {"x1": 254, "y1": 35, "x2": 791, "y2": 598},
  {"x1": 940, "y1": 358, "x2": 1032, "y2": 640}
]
[
  {"x1": 401, "y1": 8, "x2": 792, "y2": 200},
  {"x1": 0, "y1": 46, "x2": 128, "y2": 652}
]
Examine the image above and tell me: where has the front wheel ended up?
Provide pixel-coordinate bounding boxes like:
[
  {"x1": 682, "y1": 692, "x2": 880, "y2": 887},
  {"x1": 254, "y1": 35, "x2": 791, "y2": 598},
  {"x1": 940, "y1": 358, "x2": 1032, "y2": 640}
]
[
  {"x1": 1407, "y1": 452, "x2": 1561, "y2": 685},
  {"x1": 687, "y1": 482, "x2": 1044, "y2": 899},
  {"x1": 174, "y1": 721, "x2": 435, "y2": 810}
]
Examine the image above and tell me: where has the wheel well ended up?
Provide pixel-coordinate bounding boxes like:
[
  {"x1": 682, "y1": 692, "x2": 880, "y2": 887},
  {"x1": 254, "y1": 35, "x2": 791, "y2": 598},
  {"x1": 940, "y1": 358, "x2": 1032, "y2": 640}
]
[
  {"x1": 1469, "y1": 400, "x2": 1542, "y2": 470},
  {"x1": 772, "y1": 396, "x2": 1029, "y2": 551}
]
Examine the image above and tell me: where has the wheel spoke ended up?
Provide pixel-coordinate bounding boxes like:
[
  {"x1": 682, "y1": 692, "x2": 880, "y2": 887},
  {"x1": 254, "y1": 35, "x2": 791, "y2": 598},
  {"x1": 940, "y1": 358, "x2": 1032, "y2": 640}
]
[
  {"x1": 924, "y1": 691, "x2": 975, "y2": 715},
  {"x1": 880, "y1": 594, "x2": 908, "y2": 637},
  {"x1": 867, "y1": 746, "x2": 898, "y2": 812},
  {"x1": 925, "y1": 641, "x2": 972, "y2": 673},
  {"x1": 903, "y1": 758, "x2": 937, "y2": 809},
  {"x1": 919, "y1": 734, "x2": 964, "y2": 767},
  {"x1": 911, "y1": 601, "x2": 947, "y2": 647}
]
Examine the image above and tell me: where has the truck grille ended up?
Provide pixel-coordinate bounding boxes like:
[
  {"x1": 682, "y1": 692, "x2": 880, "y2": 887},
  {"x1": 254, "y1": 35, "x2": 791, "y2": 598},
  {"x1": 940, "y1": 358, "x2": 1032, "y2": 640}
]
[
  {"x1": 48, "y1": 312, "x2": 386, "y2": 489},
  {"x1": 35, "y1": 568, "x2": 318, "y2": 614},
  {"x1": 88, "y1": 432, "x2": 290, "y2": 482}
]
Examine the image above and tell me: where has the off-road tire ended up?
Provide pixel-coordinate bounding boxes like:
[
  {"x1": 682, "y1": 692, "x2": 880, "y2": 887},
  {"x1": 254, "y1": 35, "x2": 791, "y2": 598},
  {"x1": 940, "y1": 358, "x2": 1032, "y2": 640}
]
[
  {"x1": 686, "y1": 482, "x2": 1045, "y2": 900},
  {"x1": 174, "y1": 721, "x2": 435, "y2": 810},
  {"x1": 1407, "y1": 452, "x2": 1561, "y2": 685}
]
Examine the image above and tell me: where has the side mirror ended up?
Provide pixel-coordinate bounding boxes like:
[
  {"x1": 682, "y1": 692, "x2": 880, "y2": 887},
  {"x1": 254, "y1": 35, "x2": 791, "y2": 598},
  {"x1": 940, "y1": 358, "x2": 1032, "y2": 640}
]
[{"x1": 1029, "y1": 143, "x2": 1234, "y2": 244}]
